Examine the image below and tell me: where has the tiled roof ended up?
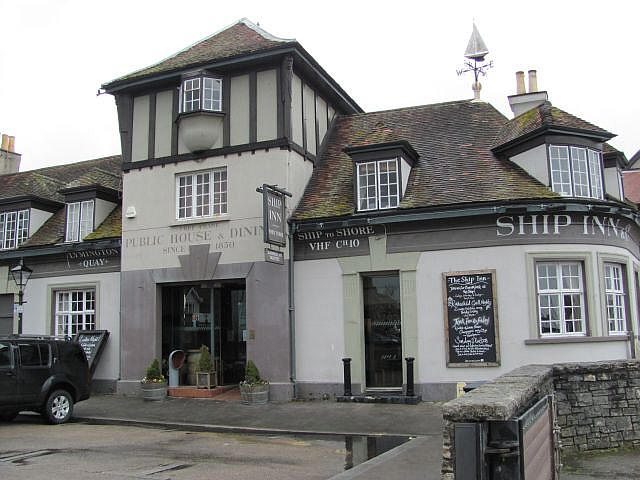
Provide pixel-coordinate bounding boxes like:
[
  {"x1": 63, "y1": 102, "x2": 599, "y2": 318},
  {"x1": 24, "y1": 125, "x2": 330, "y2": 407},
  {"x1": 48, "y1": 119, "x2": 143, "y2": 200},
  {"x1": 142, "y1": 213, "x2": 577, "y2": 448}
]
[
  {"x1": 104, "y1": 19, "x2": 295, "y2": 87},
  {"x1": 64, "y1": 168, "x2": 122, "y2": 191},
  {"x1": 623, "y1": 170, "x2": 640, "y2": 205},
  {"x1": 294, "y1": 100, "x2": 558, "y2": 221},
  {"x1": 493, "y1": 102, "x2": 614, "y2": 150},
  {"x1": 85, "y1": 206, "x2": 122, "y2": 241},
  {"x1": 22, "y1": 208, "x2": 66, "y2": 247}
]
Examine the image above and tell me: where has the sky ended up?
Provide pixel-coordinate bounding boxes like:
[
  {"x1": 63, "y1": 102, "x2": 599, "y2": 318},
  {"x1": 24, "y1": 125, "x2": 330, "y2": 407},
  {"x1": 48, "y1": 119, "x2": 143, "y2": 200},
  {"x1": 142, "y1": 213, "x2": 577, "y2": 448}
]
[{"x1": 1, "y1": 0, "x2": 638, "y2": 171}]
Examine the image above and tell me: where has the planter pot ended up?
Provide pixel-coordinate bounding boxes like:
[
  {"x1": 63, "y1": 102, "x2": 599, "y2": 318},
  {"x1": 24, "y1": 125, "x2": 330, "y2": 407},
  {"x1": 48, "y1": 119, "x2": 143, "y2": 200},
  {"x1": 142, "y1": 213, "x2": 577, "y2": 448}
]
[
  {"x1": 196, "y1": 371, "x2": 217, "y2": 389},
  {"x1": 141, "y1": 381, "x2": 167, "y2": 401},
  {"x1": 239, "y1": 383, "x2": 269, "y2": 405}
]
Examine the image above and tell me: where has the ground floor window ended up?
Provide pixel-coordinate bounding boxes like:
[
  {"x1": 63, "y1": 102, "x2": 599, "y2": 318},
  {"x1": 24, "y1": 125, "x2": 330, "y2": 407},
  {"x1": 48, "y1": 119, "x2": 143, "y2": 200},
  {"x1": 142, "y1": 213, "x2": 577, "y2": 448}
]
[
  {"x1": 536, "y1": 262, "x2": 586, "y2": 336},
  {"x1": 54, "y1": 289, "x2": 96, "y2": 336},
  {"x1": 604, "y1": 263, "x2": 626, "y2": 334}
]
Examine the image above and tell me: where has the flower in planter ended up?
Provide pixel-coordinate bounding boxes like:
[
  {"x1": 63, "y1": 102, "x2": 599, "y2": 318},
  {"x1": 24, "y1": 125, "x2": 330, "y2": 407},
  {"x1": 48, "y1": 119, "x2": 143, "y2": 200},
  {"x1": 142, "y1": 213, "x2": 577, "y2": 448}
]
[
  {"x1": 142, "y1": 359, "x2": 166, "y2": 384},
  {"x1": 240, "y1": 360, "x2": 269, "y2": 391}
]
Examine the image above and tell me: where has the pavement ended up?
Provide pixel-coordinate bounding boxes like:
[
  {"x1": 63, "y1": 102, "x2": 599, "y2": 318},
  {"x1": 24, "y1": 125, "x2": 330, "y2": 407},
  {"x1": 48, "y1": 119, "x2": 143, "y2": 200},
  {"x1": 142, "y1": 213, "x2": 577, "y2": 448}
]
[
  {"x1": 70, "y1": 393, "x2": 445, "y2": 479},
  {"x1": 560, "y1": 447, "x2": 640, "y2": 479}
]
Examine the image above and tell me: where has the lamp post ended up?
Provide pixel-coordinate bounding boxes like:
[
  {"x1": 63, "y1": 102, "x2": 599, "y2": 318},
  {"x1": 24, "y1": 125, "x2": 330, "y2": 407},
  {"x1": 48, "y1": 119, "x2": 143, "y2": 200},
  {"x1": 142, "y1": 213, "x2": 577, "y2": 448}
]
[{"x1": 10, "y1": 258, "x2": 32, "y2": 335}]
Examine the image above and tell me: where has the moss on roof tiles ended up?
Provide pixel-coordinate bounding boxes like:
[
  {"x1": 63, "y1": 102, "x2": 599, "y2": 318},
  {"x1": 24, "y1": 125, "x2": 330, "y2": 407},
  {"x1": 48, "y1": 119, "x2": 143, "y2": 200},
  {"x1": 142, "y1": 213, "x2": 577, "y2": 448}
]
[
  {"x1": 22, "y1": 208, "x2": 65, "y2": 247},
  {"x1": 85, "y1": 206, "x2": 121, "y2": 240},
  {"x1": 294, "y1": 100, "x2": 558, "y2": 221}
]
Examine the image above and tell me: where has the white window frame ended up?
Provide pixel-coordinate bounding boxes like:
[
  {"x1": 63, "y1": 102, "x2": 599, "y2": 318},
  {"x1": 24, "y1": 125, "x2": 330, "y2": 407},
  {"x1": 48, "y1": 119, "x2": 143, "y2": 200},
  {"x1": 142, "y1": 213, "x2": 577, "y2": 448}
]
[
  {"x1": 604, "y1": 262, "x2": 626, "y2": 335},
  {"x1": 0, "y1": 209, "x2": 29, "y2": 250},
  {"x1": 549, "y1": 145, "x2": 604, "y2": 200},
  {"x1": 536, "y1": 261, "x2": 586, "y2": 336},
  {"x1": 54, "y1": 289, "x2": 96, "y2": 337},
  {"x1": 175, "y1": 168, "x2": 228, "y2": 220},
  {"x1": 65, "y1": 200, "x2": 94, "y2": 242},
  {"x1": 181, "y1": 76, "x2": 222, "y2": 113},
  {"x1": 356, "y1": 158, "x2": 400, "y2": 212}
]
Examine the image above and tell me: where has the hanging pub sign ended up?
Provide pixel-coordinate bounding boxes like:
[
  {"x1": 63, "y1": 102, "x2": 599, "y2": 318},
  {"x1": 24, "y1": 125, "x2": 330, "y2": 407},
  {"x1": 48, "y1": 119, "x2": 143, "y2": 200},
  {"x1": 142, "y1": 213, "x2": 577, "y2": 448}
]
[
  {"x1": 443, "y1": 270, "x2": 500, "y2": 367},
  {"x1": 259, "y1": 184, "x2": 289, "y2": 247}
]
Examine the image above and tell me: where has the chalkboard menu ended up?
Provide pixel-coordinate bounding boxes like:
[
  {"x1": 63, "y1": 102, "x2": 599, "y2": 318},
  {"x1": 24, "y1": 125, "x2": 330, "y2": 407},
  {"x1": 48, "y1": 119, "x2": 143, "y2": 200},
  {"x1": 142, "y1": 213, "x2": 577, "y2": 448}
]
[
  {"x1": 74, "y1": 330, "x2": 109, "y2": 375},
  {"x1": 443, "y1": 270, "x2": 500, "y2": 367}
]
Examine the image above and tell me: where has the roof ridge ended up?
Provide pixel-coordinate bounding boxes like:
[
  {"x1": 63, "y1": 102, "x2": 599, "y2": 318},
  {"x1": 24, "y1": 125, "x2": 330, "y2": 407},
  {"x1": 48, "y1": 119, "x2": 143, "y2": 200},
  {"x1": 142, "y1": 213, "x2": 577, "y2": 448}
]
[
  {"x1": 104, "y1": 18, "x2": 294, "y2": 85},
  {"x1": 345, "y1": 99, "x2": 474, "y2": 118},
  {"x1": 12, "y1": 154, "x2": 121, "y2": 177}
]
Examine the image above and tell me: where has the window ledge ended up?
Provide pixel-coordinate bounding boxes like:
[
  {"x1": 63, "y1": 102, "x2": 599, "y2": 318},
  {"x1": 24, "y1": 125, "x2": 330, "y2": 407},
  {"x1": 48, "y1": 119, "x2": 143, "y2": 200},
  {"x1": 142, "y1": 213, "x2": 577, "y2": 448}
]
[
  {"x1": 525, "y1": 334, "x2": 629, "y2": 345},
  {"x1": 170, "y1": 214, "x2": 230, "y2": 227}
]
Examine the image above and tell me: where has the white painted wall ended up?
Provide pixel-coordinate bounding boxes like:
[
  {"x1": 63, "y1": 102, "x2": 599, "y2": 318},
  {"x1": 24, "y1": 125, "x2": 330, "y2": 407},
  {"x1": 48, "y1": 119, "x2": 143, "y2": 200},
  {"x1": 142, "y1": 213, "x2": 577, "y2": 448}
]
[
  {"x1": 605, "y1": 167, "x2": 622, "y2": 200},
  {"x1": 256, "y1": 69, "x2": 277, "y2": 142},
  {"x1": 295, "y1": 258, "x2": 344, "y2": 382},
  {"x1": 401, "y1": 158, "x2": 411, "y2": 196},
  {"x1": 154, "y1": 90, "x2": 173, "y2": 158},
  {"x1": 230, "y1": 74, "x2": 250, "y2": 146},
  {"x1": 316, "y1": 96, "x2": 328, "y2": 146},
  {"x1": 22, "y1": 272, "x2": 120, "y2": 381},
  {"x1": 29, "y1": 209, "x2": 53, "y2": 238},
  {"x1": 132, "y1": 95, "x2": 150, "y2": 162},
  {"x1": 510, "y1": 144, "x2": 549, "y2": 186},
  {"x1": 95, "y1": 198, "x2": 116, "y2": 229},
  {"x1": 291, "y1": 73, "x2": 303, "y2": 146},
  {"x1": 294, "y1": 242, "x2": 637, "y2": 385},
  {"x1": 303, "y1": 83, "x2": 316, "y2": 155}
]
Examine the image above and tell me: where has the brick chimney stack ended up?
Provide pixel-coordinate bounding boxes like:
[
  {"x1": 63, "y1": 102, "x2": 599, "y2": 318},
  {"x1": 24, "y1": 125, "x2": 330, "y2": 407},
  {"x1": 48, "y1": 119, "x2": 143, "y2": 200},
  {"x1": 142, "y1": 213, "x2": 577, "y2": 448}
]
[{"x1": 0, "y1": 132, "x2": 21, "y2": 175}]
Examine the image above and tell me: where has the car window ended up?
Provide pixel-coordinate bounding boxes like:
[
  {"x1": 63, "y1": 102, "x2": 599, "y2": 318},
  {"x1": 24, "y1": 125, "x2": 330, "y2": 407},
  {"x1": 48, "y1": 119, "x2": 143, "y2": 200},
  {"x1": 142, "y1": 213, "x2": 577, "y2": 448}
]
[
  {"x1": 0, "y1": 343, "x2": 12, "y2": 368},
  {"x1": 39, "y1": 344, "x2": 51, "y2": 366},
  {"x1": 18, "y1": 343, "x2": 42, "y2": 367}
]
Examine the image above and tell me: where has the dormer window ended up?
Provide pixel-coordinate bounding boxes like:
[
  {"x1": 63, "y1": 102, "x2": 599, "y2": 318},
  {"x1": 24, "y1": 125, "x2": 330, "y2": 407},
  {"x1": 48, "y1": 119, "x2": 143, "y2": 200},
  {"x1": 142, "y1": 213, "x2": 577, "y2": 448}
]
[
  {"x1": 181, "y1": 76, "x2": 222, "y2": 113},
  {"x1": 0, "y1": 209, "x2": 29, "y2": 250},
  {"x1": 66, "y1": 200, "x2": 94, "y2": 242},
  {"x1": 549, "y1": 145, "x2": 603, "y2": 200},
  {"x1": 357, "y1": 159, "x2": 400, "y2": 211}
]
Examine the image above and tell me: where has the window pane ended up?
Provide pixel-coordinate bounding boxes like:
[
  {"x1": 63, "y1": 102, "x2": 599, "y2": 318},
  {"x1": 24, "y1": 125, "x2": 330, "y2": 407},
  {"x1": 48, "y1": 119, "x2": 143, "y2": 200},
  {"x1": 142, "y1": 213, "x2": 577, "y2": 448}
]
[
  {"x1": 377, "y1": 159, "x2": 399, "y2": 209},
  {"x1": 17, "y1": 210, "x2": 29, "y2": 246},
  {"x1": 549, "y1": 146, "x2": 571, "y2": 196},
  {"x1": 537, "y1": 261, "x2": 584, "y2": 335},
  {"x1": 177, "y1": 175, "x2": 194, "y2": 219},
  {"x1": 183, "y1": 78, "x2": 201, "y2": 112},
  {"x1": 212, "y1": 168, "x2": 228, "y2": 215},
  {"x1": 604, "y1": 263, "x2": 626, "y2": 333},
  {"x1": 80, "y1": 200, "x2": 94, "y2": 240},
  {"x1": 570, "y1": 147, "x2": 590, "y2": 197},
  {"x1": 588, "y1": 150, "x2": 603, "y2": 199},
  {"x1": 357, "y1": 162, "x2": 378, "y2": 211},
  {"x1": 66, "y1": 203, "x2": 80, "y2": 242},
  {"x1": 19, "y1": 344, "x2": 40, "y2": 367}
]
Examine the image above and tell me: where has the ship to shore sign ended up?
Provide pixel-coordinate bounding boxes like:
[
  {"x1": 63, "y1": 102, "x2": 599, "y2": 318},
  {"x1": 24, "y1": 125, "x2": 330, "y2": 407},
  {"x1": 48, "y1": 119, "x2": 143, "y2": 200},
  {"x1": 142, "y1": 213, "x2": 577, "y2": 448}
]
[
  {"x1": 262, "y1": 185, "x2": 286, "y2": 247},
  {"x1": 443, "y1": 269, "x2": 500, "y2": 367}
]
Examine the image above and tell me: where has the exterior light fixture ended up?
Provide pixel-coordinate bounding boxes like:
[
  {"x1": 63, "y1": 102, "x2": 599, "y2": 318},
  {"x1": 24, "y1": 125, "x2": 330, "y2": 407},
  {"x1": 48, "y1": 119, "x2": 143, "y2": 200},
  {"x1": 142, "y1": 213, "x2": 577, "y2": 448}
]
[{"x1": 10, "y1": 258, "x2": 32, "y2": 334}]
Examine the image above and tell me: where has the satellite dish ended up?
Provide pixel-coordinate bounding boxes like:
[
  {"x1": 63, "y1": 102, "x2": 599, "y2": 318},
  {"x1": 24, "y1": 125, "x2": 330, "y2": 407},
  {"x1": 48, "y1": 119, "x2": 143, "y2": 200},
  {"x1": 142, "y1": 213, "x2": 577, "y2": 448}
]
[{"x1": 464, "y1": 23, "x2": 489, "y2": 61}]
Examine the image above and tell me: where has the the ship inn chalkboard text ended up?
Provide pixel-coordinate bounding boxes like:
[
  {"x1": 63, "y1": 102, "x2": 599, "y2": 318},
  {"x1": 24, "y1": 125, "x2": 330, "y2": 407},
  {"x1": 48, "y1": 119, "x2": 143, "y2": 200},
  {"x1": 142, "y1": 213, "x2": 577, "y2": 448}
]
[{"x1": 443, "y1": 270, "x2": 500, "y2": 367}]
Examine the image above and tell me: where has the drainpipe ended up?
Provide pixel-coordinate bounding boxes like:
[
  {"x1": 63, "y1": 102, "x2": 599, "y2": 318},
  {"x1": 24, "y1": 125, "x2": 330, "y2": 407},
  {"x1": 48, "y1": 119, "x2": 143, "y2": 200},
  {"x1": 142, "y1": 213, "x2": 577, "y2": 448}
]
[{"x1": 288, "y1": 219, "x2": 296, "y2": 397}]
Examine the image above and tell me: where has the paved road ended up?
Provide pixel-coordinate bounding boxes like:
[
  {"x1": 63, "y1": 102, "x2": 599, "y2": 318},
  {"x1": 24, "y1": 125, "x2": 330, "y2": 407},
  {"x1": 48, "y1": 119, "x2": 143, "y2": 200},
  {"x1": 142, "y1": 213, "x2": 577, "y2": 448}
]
[{"x1": 0, "y1": 416, "x2": 424, "y2": 480}]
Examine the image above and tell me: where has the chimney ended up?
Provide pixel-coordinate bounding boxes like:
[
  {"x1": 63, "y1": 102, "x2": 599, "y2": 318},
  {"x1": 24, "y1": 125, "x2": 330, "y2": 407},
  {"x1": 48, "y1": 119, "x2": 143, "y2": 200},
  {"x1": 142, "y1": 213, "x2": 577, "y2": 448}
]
[
  {"x1": 0, "y1": 133, "x2": 21, "y2": 175},
  {"x1": 508, "y1": 70, "x2": 548, "y2": 117}
]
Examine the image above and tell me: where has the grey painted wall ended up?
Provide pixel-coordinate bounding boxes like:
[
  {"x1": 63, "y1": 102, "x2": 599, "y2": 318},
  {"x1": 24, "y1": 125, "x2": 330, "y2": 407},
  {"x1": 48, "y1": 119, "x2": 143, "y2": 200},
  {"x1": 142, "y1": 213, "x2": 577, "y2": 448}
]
[
  {"x1": 29, "y1": 208, "x2": 53, "y2": 239},
  {"x1": 132, "y1": 95, "x2": 150, "y2": 162},
  {"x1": 230, "y1": 74, "x2": 250, "y2": 146},
  {"x1": 605, "y1": 167, "x2": 622, "y2": 200},
  {"x1": 510, "y1": 144, "x2": 549, "y2": 186},
  {"x1": 256, "y1": 69, "x2": 278, "y2": 142},
  {"x1": 154, "y1": 90, "x2": 173, "y2": 158}
]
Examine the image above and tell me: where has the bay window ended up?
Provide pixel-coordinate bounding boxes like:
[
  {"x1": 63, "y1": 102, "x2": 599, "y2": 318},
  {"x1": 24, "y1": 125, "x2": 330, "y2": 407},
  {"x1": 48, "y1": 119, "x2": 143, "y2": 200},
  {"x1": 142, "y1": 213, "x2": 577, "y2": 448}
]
[
  {"x1": 0, "y1": 209, "x2": 29, "y2": 250},
  {"x1": 604, "y1": 263, "x2": 626, "y2": 334},
  {"x1": 536, "y1": 262, "x2": 586, "y2": 336},
  {"x1": 549, "y1": 145, "x2": 603, "y2": 199},
  {"x1": 356, "y1": 159, "x2": 400, "y2": 211},
  {"x1": 182, "y1": 76, "x2": 222, "y2": 113},
  {"x1": 66, "y1": 200, "x2": 94, "y2": 242},
  {"x1": 176, "y1": 168, "x2": 227, "y2": 220}
]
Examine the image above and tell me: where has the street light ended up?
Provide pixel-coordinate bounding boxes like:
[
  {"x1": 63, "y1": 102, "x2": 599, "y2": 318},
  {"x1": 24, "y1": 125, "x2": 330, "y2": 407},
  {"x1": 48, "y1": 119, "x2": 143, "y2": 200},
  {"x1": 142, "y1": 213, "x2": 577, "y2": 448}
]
[{"x1": 10, "y1": 258, "x2": 32, "y2": 335}]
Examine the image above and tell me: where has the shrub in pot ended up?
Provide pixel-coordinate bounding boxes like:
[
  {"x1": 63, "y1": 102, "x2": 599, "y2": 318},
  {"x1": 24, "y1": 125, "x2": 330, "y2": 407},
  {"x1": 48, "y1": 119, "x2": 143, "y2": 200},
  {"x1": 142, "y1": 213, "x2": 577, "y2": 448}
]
[
  {"x1": 239, "y1": 360, "x2": 269, "y2": 405},
  {"x1": 141, "y1": 358, "x2": 167, "y2": 401},
  {"x1": 196, "y1": 345, "x2": 216, "y2": 389}
]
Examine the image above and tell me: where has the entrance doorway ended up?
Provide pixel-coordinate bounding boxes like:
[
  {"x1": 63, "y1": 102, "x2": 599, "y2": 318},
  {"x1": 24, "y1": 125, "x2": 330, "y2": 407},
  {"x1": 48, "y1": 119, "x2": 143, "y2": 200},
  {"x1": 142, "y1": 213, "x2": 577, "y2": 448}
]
[
  {"x1": 161, "y1": 282, "x2": 246, "y2": 386},
  {"x1": 363, "y1": 273, "x2": 402, "y2": 389}
]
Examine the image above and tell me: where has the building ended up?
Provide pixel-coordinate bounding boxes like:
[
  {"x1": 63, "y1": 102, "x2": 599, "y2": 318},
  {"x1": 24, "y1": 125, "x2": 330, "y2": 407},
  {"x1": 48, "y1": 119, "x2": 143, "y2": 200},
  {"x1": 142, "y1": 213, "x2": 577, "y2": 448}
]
[
  {"x1": 101, "y1": 18, "x2": 361, "y2": 399},
  {"x1": 0, "y1": 141, "x2": 122, "y2": 392}
]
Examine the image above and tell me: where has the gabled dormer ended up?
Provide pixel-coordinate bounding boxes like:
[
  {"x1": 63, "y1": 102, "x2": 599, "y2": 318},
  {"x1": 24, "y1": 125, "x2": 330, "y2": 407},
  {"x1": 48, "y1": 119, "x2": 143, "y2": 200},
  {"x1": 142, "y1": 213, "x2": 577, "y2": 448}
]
[
  {"x1": 493, "y1": 71, "x2": 617, "y2": 202},
  {"x1": 345, "y1": 140, "x2": 418, "y2": 212},
  {"x1": 58, "y1": 170, "x2": 121, "y2": 243}
]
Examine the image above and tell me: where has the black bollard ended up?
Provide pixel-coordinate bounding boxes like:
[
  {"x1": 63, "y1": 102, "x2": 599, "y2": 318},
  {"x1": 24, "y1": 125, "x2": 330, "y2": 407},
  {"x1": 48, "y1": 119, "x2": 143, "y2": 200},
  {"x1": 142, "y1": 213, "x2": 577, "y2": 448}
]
[
  {"x1": 342, "y1": 358, "x2": 352, "y2": 396},
  {"x1": 405, "y1": 357, "x2": 415, "y2": 397}
]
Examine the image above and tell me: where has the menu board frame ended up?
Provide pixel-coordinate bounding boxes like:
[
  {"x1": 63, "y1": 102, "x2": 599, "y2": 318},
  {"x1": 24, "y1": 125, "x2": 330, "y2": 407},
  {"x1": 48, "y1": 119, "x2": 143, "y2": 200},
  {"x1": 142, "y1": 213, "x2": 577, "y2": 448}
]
[
  {"x1": 74, "y1": 329, "x2": 110, "y2": 375},
  {"x1": 442, "y1": 269, "x2": 500, "y2": 368}
]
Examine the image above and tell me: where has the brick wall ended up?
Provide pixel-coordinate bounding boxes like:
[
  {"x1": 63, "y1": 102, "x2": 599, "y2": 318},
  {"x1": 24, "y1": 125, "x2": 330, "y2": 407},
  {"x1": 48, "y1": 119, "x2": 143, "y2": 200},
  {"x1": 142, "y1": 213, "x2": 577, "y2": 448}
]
[{"x1": 554, "y1": 361, "x2": 640, "y2": 451}]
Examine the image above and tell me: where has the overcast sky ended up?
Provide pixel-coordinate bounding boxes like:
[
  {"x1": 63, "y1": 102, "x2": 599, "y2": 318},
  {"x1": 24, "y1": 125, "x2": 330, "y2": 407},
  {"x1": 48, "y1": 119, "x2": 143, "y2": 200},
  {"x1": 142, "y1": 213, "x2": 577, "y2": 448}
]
[{"x1": 1, "y1": 0, "x2": 638, "y2": 171}]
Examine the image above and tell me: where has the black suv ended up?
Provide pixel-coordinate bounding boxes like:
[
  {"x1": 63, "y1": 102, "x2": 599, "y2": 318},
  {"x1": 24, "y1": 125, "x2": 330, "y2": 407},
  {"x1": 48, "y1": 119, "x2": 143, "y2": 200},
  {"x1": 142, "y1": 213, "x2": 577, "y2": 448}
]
[{"x1": 0, "y1": 335, "x2": 91, "y2": 424}]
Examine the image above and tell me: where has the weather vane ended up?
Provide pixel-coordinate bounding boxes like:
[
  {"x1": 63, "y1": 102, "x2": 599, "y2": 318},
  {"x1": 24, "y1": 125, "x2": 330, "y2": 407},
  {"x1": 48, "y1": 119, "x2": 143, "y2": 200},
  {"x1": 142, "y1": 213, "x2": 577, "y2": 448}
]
[{"x1": 457, "y1": 23, "x2": 493, "y2": 101}]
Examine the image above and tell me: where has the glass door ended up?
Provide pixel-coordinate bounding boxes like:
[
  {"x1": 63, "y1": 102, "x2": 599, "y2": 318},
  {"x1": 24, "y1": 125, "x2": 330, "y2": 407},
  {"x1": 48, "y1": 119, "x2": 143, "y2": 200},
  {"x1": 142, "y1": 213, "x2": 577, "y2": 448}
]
[{"x1": 363, "y1": 274, "x2": 402, "y2": 389}]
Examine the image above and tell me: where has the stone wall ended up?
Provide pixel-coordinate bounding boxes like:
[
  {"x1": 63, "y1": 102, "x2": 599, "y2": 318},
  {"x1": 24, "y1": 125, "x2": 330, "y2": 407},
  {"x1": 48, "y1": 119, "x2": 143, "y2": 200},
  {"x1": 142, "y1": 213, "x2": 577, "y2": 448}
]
[{"x1": 554, "y1": 361, "x2": 640, "y2": 451}]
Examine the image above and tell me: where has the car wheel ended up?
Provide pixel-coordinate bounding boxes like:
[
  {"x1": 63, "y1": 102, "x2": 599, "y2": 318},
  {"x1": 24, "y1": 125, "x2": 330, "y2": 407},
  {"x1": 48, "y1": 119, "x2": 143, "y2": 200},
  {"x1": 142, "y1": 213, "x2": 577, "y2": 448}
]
[
  {"x1": 43, "y1": 390, "x2": 74, "y2": 424},
  {"x1": 0, "y1": 410, "x2": 18, "y2": 422}
]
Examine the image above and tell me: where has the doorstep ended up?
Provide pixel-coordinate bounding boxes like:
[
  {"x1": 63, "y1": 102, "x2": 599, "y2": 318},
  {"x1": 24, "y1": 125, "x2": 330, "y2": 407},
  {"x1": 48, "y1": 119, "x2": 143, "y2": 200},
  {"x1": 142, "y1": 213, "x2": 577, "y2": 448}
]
[
  {"x1": 168, "y1": 385, "x2": 237, "y2": 399},
  {"x1": 336, "y1": 392, "x2": 422, "y2": 405}
]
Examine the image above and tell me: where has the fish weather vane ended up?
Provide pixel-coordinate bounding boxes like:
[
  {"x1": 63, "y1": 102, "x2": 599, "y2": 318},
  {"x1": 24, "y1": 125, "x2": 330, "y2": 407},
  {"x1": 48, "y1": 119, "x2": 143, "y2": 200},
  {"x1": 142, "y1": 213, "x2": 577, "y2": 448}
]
[{"x1": 457, "y1": 23, "x2": 493, "y2": 101}]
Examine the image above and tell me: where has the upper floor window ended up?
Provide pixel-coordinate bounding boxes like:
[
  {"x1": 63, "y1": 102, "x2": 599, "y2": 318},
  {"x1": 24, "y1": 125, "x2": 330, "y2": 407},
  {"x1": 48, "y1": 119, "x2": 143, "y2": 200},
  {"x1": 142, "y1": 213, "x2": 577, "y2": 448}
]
[
  {"x1": 604, "y1": 263, "x2": 626, "y2": 334},
  {"x1": 176, "y1": 168, "x2": 227, "y2": 220},
  {"x1": 66, "y1": 200, "x2": 94, "y2": 242},
  {"x1": 182, "y1": 76, "x2": 222, "y2": 113},
  {"x1": 549, "y1": 145, "x2": 603, "y2": 199},
  {"x1": 0, "y1": 209, "x2": 29, "y2": 250},
  {"x1": 357, "y1": 159, "x2": 399, "y2": 211},
  {"x1": 536, "y1": 261, "x2": 586, "y2": 336}
]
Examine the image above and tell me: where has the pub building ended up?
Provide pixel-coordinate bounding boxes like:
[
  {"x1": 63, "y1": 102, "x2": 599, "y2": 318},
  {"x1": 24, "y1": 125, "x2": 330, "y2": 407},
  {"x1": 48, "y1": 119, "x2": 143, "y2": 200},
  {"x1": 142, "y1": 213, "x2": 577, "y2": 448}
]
[
  {"x1": 0, "y1": 143, "x2": 122, "y2": 393},
  {"x1": 101, "y1": 18, "x2": 360, "y2": 399}
]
